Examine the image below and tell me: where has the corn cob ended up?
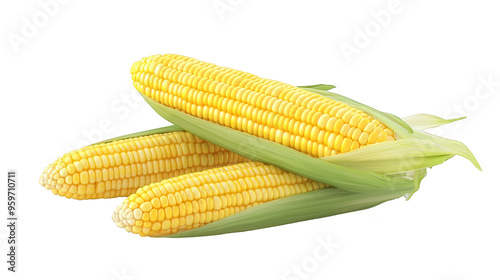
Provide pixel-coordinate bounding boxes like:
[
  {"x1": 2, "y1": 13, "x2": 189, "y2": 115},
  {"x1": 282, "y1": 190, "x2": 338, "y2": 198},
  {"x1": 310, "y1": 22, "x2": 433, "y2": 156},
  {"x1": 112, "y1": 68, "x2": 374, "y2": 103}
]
[
  {"x1": 131, "y1": 54, "x2": 395, "y2": 158},
  {"x1": 39, "y1": 131, "x2": 248, "y2": 200},
  {"x1": 112, "y1": 162, "x2": 327, "y2": 237}
]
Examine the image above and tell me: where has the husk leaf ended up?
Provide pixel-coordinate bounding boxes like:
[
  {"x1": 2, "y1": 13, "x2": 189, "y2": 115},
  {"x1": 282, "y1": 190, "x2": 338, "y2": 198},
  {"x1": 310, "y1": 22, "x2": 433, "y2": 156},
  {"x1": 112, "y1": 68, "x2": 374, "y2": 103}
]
[{"x1": 143, "y1": 95, "x2": 416, "y2": 194}]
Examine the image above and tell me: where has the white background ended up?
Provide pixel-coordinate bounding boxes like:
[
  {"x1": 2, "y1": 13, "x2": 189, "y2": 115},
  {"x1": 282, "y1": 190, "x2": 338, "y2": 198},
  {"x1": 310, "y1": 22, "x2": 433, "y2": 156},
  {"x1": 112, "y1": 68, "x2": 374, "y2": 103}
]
[{"x1": 1, "y1": 0, "x2": 499, "y2": 279}]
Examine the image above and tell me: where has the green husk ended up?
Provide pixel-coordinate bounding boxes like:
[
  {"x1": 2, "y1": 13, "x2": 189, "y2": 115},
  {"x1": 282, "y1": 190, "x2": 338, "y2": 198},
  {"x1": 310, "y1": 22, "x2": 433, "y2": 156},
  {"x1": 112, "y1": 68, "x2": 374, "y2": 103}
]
[
  {"x1": 298, "y1": 84, "x2": 336, "y2": 91},
  {"x1": 402, "y1": 114, "x2": 466, "y2": 130},
  {"x1": 322, "y1": 139, "x2": 455, "y2": 174},
  {"x1": 143, "y1": 95, "x2": 415, "y2": 194}
]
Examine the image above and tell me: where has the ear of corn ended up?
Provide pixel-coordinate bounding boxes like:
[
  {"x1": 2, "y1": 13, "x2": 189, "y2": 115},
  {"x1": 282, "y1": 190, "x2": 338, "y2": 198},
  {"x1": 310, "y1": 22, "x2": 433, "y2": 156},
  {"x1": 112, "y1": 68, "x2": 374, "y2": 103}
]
[
  {"x1": 132, "y1": 54, "x2": 479, "y2": 197},
  {"x1": 112, "y1": 161, "x2": 423, "y2": 238},
  {"x1": 39, "y1": 130, "x2": 248, "y2": 199}
]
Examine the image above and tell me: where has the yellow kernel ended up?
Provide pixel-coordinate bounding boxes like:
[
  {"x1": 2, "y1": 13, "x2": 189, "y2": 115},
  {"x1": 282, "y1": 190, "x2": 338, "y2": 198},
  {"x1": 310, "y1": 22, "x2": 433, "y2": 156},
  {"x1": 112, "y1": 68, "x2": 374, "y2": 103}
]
[
  {"x1": 349, "y1": 114, "x2": 362, "y2": 127},
  {"x1": 333, "y1": 135, "x2": 344, "y2": 151},
  {"x1": 168, "y1": 193, "x2": 176, "y2": 205},
  {"x1": 171, "y1": 218, "x2": 180, "y2": 229},
  {"x1": 376, "y1": 130, "x2": 388, "y2": 142},
  {"x1": 74, "y1": 162, "x2": 83, "y2": 172},
  {"x1": 350, "y1": 141, "x2": 360, "y2": 151},
  {"x1": 206, "y1": 197, "x2": 219, "y2": 211},
  {"x1": 358, "y1": 132, "x2": 369, "y2": 145},
  {"x1": 341, "y1": 111, "x2": 354, "y2": 123},
  {"x1": 158, "y1": 209, "x2": 165, "y2": 221},
  {"x1": 352, "y1": 128, "x2": 362, "y2": 141},
  {"x1": 333, "y1": 119, "x2": 344, "y2": 134},
  {"x1": 357, "y1": 118, "x2": 370, "y2": 130},
  {"x1": 96, "y1": 182, "x2": 105, "y2": 194},
  {"x1": 64, "y1": 176, "x2": 72, "y2": 184},
  {"x1": 151, "y1": 197, "x2": 161, "y2": 208},
  {"x1": 161, "y1": 220, "x2": 171, "y2": 230},
  {"x1": 86, "y1": 184, "x2": 95, "y2": 194},
  {"x1": 133, "y1": 208, "x2": 143, "y2": 219},
  {"x1": 77, "y1": 185, "x2": 86, "y2": 195},
  {"x1": 165, "y1": 207, "x2": 173, "y2": 219},
  {"x1": 325, "y1": 117, "x2": 337, "y2": 131},
  {"x1": 150, "y1": 209, "x2": 158, "y2": 221},
  {"x1": 317, "y1": 114, "x2": 330, "y2": 129},
  {"x1": 335, "y1": 108, "x2": 348, "y2": 118},
  {"x1": 367, "y1": 130, "x2": 379, "y2": 144},
  {"x1": 151, "y1": 222, "x2": 161, "y2": 231},
  {"x1": 140, "y1": 202, "x2": 153, "y2": 212},
  {"x1": 191, "y1": 187, "x2": 201, "y2": 199},
  {"x1": 364, "y1": 122, "x2": 376, "y2": 133},
  {"x1": 340, "y1": 138, "x2": 353, "y2": 153},
  {"x1": 132, "y1": 226, "x2": 141, "y2": 234},
  {"x1": 160, "y1": 196, "x2": 169, "y2": 207},
  {"x1": 59, "y1": 168, "x2": 69, "y2": 177},
  {"x1": 80, "y1": 171, "x2": 89, "y2": 184},
  {"x1": 62, "y1": 156, "x2": 72, "y2": 164},
  {"x1": 67, "y1": 164, "x2": 76, "y2": 175},
  {"x1": 339, "y1": 124, "x2": 350, "y2": 137}
]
